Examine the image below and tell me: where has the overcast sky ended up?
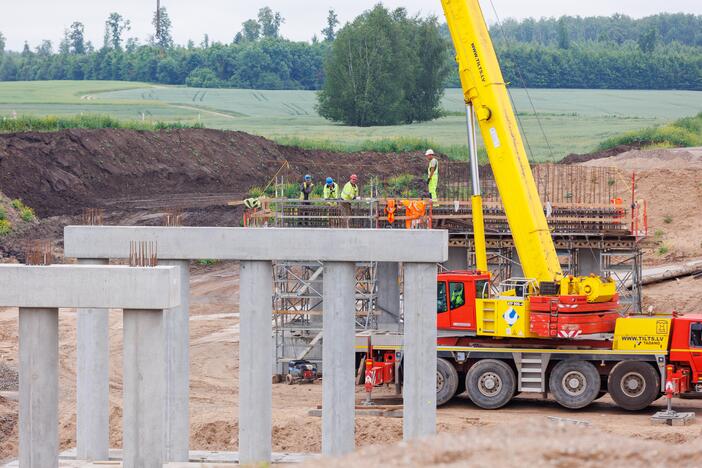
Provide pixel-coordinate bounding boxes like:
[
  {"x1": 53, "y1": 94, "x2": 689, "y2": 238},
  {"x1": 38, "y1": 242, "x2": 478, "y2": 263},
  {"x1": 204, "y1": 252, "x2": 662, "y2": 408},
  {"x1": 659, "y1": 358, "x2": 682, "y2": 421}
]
[{"x1": 2, "y1": 0, "x2": 701, "y2": 51}]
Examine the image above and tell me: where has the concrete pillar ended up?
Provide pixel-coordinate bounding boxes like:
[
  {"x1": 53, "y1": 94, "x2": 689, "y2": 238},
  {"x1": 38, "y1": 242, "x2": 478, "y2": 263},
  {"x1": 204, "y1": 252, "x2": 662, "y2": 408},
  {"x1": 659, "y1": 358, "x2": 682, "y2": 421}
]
[
  {"x1": 160, "y1": 259, "x2": 190, "y2": 462},
  {"x1": 123, "y1": 309, "x2": 165, "y2": 468},
  {"x1": 76, "y1": 258, "x2": 109, "y2": 461},
  {"x1": 322, "y1": 262, "x2": 356, "y2": 456},
  {"x1": 19, "y1": 308, "x2": 59, "y2": 468},
  {"x1": 239, "y1": 261, "x2": 273, "y2": 465},
  {"x1": 376, "y1": 262, "x2": 400, "y2": 328},
  {"x1": 446, "y1": 246, "x2": 469, "y2": 271},
  {"x1": 402, "y1": 263, "x2": 437, "y2": 439}
]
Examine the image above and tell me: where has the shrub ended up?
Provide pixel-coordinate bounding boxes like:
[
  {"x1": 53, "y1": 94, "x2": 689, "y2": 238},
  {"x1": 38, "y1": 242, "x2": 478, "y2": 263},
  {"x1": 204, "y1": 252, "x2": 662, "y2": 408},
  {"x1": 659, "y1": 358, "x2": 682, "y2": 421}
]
[
  {"x1": 11, "y1": 199, "x2": 35, "y2": 222},
  {"x1": 657, "y1": 245, "x2": 669, "y2": 255},
  {"x1": 0, "y1": 207, "x2": 6, "y2": 221},
  {"x1": 20, "y1": 207, "x2": 35, "y2": 222},
  {"x1": 663, "y1": 215, "x2": 673, "y2": 224},
  {"x1": 197, "y1": 259, "x2": 218, "y2": 266},
  {"x1": 0, "y1": 219, "x2": 10, "y2": 236}
]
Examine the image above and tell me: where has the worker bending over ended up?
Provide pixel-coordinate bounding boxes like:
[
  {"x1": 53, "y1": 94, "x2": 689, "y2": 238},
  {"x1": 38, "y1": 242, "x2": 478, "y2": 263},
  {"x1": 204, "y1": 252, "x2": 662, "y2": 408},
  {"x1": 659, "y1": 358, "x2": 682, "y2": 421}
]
[
  {"x1": 341, "y1": 174, "x2": 359, "y2": 227},
  {"x1": 425, "y1": 149, "x2": 439, "y2": 203},
  {"x1": 299, "y1": 175, "x2": 314, "y2": 204},
  {"x1": 323, "y1": 177, "x2": 339, "y2": 199}
]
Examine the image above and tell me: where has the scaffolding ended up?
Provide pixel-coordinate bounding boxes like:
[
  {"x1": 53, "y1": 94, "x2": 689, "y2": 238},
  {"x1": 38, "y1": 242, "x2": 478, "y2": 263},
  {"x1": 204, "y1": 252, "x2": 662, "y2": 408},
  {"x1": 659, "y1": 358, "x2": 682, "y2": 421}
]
[
  {"x1": 272, "y1": 260, "x2": 378, "y2": 372},
  {"x1": 246, "y1": 163, "x2": 647, "y2": 370}
]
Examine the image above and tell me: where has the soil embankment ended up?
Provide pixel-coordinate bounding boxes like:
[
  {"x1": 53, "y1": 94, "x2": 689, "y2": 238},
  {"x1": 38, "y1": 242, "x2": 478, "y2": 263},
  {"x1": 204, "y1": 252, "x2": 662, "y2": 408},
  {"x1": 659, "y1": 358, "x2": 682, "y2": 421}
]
[
  {"x1": 0, "y1": 128, "x2": 432, "y2": 218},
  {"x1": 0, "y1": 128, "x2": 435, "y2": 259}
]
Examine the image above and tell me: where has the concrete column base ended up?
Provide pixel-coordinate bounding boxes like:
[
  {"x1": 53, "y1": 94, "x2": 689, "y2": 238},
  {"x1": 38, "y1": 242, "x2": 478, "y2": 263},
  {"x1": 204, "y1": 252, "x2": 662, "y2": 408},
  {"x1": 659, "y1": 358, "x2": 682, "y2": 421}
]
[
  {"x1": 123, "y1": 309, "x2": 166, "y2": 468},
  {"x1": 161, "y1": 259, "x2": 191, "y2": 462},
  {"x1": 19, "y1": 307, "x2": 59, "y2": 468},
  {"x1": 76, "y1": 258, "x2": 110, "y2": 462},
  {"x1": 402, "y1": 263, "x2": 437, "y2": 439},
  {"x1": 239, "y1": 261, "x2": 273, "y2": 465},
  {"x1": 322, "y1": 262, "x2": 356, "y2": 456}
]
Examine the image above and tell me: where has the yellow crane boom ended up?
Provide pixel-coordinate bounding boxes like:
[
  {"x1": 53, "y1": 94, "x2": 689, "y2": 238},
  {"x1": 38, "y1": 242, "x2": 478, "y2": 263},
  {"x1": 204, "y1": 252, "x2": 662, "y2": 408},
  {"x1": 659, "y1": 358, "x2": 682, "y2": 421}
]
[{"x1": 440, "y1": 0, "x2": 563, "y2": 283}]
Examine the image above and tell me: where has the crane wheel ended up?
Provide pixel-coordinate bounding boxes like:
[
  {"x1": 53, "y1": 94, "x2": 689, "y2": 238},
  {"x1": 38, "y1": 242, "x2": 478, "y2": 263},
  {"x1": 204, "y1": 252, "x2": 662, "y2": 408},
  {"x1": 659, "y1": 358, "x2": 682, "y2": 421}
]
[
  {"x1": 465, "y1": 359, "x2": 516, "y2": 409},
  {"x1": 549, "y1": 360, "x2": 600, "y2": 409},
  {"x1": 436, "y1": 358, "x2": 459, "y2": 406},
  {"x1": 607, "y1": 361, "x2": 660, "y2": 411}
]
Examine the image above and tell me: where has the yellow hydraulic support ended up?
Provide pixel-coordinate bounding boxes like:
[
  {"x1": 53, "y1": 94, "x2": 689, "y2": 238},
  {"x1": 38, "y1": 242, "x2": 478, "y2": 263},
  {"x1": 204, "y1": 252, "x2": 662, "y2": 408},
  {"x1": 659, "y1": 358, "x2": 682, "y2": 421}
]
[
  {"x1": 441, "y1": 0, "x2": 562, "y2": 283},
  {"x1": 471, "y1": 194, "x2": 488, "y2": 272}
]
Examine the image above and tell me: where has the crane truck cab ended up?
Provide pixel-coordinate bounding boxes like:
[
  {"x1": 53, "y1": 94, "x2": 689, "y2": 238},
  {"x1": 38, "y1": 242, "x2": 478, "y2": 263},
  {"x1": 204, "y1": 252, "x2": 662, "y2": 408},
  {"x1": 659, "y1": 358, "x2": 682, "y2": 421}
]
[{"x1": 436, "y1": 271, "x2": 490, "y2": 332}]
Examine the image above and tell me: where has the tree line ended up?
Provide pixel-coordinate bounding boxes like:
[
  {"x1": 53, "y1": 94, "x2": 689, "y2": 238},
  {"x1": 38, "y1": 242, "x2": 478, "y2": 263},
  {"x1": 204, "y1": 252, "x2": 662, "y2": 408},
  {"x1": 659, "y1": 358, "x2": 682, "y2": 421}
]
[
  {"x1": 0, "y1": 9, "x2": 700, "y2": 92},
  {"x1": 0, "y1": 7, "x2": 335, "y2": 90}
]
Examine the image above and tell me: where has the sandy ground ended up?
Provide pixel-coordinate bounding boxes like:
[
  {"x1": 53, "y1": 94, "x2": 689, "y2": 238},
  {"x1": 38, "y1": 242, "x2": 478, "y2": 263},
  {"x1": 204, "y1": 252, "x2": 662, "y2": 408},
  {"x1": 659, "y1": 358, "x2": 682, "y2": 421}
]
[
  {"x1": 2, "y1": 146, "x2": 702, "y2": 463},
  {"x1": 303, "y1": 420, "x2": 702, "y2": 468},
  {"x1": 2, "y1": 260, "x2": 702, "y2": 463},
  {"x1": 583, "y1": 147, "x2": 702, "y2": 264}
]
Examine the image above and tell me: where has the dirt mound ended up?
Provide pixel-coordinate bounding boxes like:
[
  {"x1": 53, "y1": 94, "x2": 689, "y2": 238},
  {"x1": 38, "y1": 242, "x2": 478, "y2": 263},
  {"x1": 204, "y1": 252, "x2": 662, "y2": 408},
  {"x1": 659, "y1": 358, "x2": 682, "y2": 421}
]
[
  {"x1": 0, "y1": 129, "x2": 435, "y2": 218},
  {"x1": 561, "y1": 144, "x2": 639, "y2": 165},
  {"x1": 302, "y1": 421, "x2": 702, "y2": 467},
  {"x1": 581, "y1": 147, "x2": 702, "y2": 171}
]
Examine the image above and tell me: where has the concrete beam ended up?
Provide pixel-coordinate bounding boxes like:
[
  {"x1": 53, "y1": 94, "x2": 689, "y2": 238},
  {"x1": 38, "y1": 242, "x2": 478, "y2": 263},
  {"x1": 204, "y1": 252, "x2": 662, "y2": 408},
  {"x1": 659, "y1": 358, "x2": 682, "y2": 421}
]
[
  {"x1": 238, "y1": 261, "x2": 273, "y2": 464},
  {"x1": 123, "y1": 309, "x2": 166, "y2": 468},
  {"x1": 19, "y1": 308, "x2": 59, "y2": 468},
  {"x1": 64, "y1": 227, "x2": 448, "y2": 263},
  {"x1": 76, "y1": 259, "x2": 110, "y2": 462},
  {"x1": 0, "y1": 265, "x2": 180, "y2": 309},
  {"x1": 403, "y1": 263, "x2": 437, "y2": 439},
  {"x1": 322, "y1": 262, "x2": 356, "y2": 456}
]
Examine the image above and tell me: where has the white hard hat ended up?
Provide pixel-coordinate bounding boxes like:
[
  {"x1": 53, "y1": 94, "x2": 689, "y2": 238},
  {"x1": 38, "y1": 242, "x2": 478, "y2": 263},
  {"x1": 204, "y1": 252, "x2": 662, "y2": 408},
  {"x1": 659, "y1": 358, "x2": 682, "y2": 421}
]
[{"x1": 425, "y1": 149, "x2": 435, "y2": 156}]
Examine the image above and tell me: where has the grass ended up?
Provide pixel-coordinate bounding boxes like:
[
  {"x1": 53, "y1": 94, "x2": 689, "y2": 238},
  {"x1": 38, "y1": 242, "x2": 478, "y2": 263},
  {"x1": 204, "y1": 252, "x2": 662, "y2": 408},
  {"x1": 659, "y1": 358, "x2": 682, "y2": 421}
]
[
  {"x1": 10, "y1": 199, "x2": 35, "y2": 222},
  {"x1": 1, "y1": 81, "x2": 701, "y2": 161},
  {"x1": 598, "y1": 112, "x2": 702, "y2": 151},
  {"x1": 0, "y1": 114, "x2": 204, "y2": 133},
  {"x1": 663, "y1": 215, "x2": 673, "y2": 224},
  {"x1": 0, "y1": 219, "x2": 10, "y2": 236},
  {"x1": 277, "y1": 136, "x2": 477, "y2": 161},
  {"x1": 658, "y1": 245, "x2": 670, "y2": 255}
]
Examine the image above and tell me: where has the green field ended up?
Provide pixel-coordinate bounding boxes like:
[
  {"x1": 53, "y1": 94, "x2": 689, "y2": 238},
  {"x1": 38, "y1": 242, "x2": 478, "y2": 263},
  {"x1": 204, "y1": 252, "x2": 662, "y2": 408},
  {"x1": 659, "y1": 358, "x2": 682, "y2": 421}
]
[{"x1": 1, "y1": 81, "x2": 701, "y2": 161}]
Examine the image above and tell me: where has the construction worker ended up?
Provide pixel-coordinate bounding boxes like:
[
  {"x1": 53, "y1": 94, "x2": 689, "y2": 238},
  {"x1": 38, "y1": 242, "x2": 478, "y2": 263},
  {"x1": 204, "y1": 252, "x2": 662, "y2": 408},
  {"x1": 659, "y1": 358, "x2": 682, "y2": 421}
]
[
  {"x1": 341, "y1": 174, "x2": 359, "y2": 201},
  {"x1": 323, "y1": 177, "x2": 339, "y2": 199},
  {"x1": 450, "y1": 283, "x2": 465, "y2": 308},
  {"x1": 425, "y1": 149, "x2": 439, "y2": 203},
  {"x1": 299, "y1": 175, "x2": 314, "y2": 204},
  {"x1": 341, "y1": 174, "x2": 359, "y2": 227}
]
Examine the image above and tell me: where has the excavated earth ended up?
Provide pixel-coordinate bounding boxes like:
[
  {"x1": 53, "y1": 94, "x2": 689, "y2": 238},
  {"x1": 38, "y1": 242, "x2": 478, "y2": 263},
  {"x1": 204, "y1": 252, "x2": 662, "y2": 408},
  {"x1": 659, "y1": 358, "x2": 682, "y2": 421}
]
[
  {"x1": 0, "y1": 128, "x2": 435, "y2": 259},
  {"x1": 0, "y1": 128, "x2": 433, "y2": 217},
  {"x1": 1, "y1": 130, "x2": 702, "y2": 464}
]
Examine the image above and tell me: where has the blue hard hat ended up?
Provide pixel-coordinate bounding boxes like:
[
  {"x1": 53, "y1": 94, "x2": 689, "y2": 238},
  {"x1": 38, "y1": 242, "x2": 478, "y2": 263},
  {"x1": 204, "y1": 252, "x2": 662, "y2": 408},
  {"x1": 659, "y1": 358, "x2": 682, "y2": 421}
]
[
  {"x1": 304, "y1": 174, "x2": 312, "y2": 181},
  {"x1": 326, "y1": 177, "x2": 333, "y2": 184}
]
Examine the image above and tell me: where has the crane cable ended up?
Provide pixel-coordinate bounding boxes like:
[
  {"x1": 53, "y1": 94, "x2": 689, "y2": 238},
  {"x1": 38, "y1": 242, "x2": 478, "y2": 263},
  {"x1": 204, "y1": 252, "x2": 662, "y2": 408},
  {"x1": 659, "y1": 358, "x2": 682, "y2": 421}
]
[{"x1": 486, "y1": 0, "x2": 556, "y2": 163}]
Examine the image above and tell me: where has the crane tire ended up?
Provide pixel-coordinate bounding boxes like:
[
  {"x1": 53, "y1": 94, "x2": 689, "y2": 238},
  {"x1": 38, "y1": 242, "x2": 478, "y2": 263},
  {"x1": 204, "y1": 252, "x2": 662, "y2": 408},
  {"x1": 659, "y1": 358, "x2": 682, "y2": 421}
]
[
  {"x1": 465, "y1": 359, "x2": 516, "y2": 409},
  {"x1": 607, "y1": 361, "x2": 660, "y2": 411},
  {"x1": 549, "y1": 360, "x2": 600, "y2": 409},
  {"x1": 436, "y1": 358, "x2": 459, "y2": 406}
]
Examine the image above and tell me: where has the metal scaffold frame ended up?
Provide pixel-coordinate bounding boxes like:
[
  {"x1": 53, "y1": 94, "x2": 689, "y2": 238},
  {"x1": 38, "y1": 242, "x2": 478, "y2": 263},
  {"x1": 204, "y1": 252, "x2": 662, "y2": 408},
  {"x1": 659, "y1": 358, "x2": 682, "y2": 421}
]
[
  {"x1": 600, "y1": 250, "x2": 643, "y2": 315},
  {"x1": 272, "y1": 260, "x2": 379, "y2": 371}
]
